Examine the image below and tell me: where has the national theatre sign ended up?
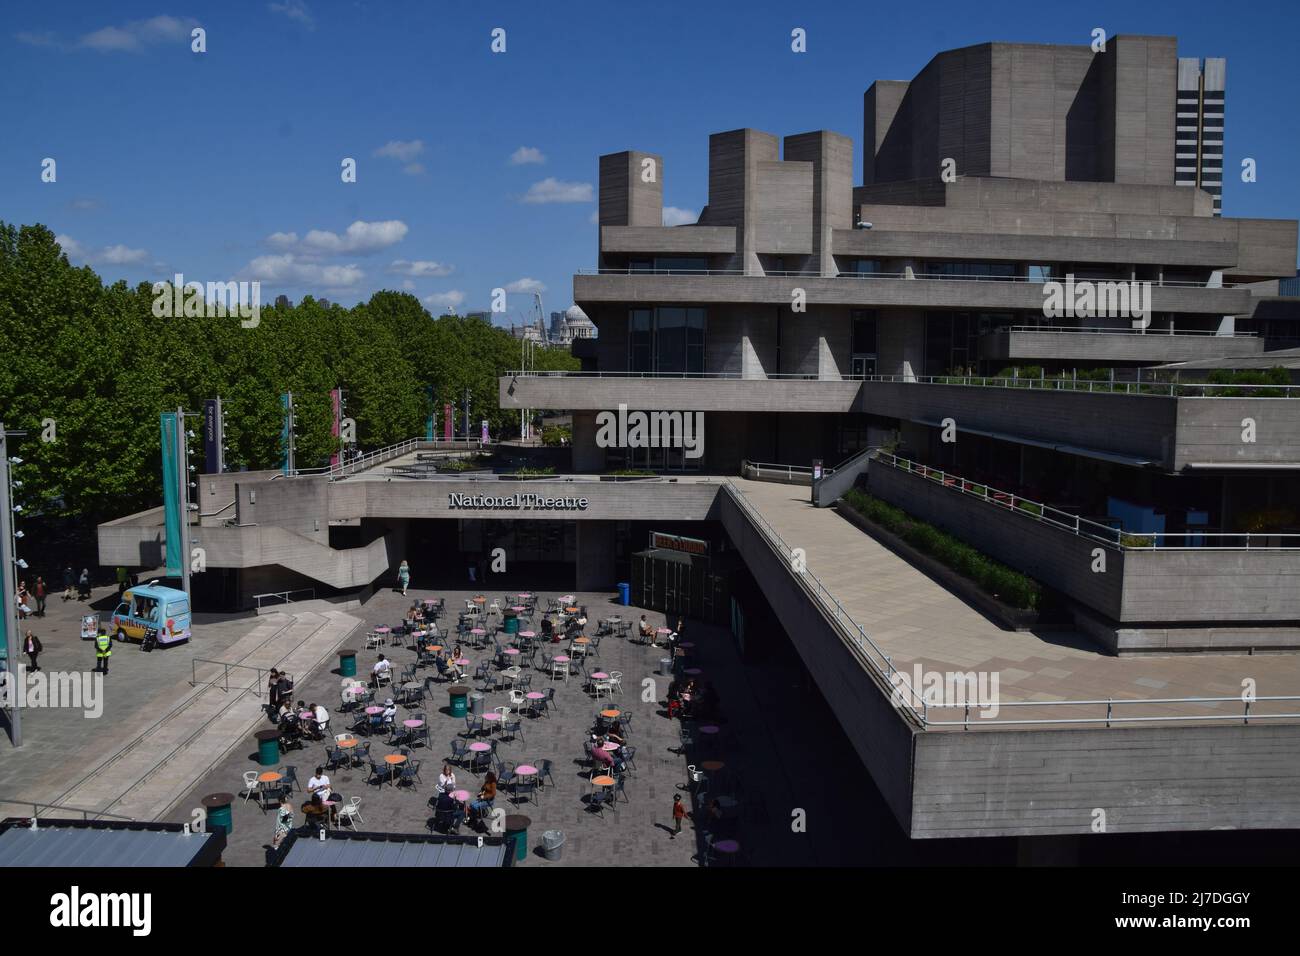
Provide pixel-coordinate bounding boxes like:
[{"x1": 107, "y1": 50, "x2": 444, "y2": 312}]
[{"x1": 447, "y1": 492, "x2": 590, "y2": 512}]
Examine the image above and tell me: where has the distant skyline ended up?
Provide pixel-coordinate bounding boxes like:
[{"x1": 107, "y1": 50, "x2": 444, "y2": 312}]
[{"x1": 2, "y1": 0, "x2": 1297, "y2": 326}]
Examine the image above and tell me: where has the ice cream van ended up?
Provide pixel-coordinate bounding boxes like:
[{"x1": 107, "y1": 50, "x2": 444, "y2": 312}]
[{"x1": 110, "y1": 582, "x2": 192, "y2": 651}]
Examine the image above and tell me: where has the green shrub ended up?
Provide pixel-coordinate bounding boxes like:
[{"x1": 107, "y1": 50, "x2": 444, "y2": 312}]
[{"x1": 842, "y1": 489, "x2": 1042, "y2": 609}]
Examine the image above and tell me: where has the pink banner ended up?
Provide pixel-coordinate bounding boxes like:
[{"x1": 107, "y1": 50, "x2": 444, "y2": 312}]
[
  {"x1": 444, "y1": 403, "x2": 453, "y2": 441},
  {"x1": 330, "y1": 388, "x2": 342, "y2": 466}
]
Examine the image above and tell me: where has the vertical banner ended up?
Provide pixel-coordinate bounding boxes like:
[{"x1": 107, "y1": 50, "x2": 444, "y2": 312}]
[
  {"x1": 443, "y1": 403, "x2": 452, "y2": 442},
  {"x1": 160, "y1": 412, "x2": 184, "y2": 576},
  {"x1": 480, "y1": 419, "x2": 488, "y2": 443},
  {"x1": 279, "y1": 393, "x2": 291, "y2": 475},
  {"x1": 203, "y1": 399, "x2": 221, "y2": 474},
  {"x1": 330, "y1": 388, "x2": 342, "y2": 467},
  {"x1": 425, "y1": 385, "x2": 434, "y2": 441}
]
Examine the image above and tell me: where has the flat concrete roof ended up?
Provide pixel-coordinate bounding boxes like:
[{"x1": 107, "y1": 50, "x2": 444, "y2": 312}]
[
  {"x1": 0, "y1": 820, "x2": 224, "y2": 867},
  {"x1": 279, "y1": 832, "x2": 507, "y2": 867},
  {"x1": 729, "y1": 478, "x2": 1300, "y2": 728}
]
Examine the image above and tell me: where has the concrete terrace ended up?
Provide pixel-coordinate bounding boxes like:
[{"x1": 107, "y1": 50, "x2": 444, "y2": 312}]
[{"x1": 728, "y1": 477, "x2": 1300, "y2": 728}]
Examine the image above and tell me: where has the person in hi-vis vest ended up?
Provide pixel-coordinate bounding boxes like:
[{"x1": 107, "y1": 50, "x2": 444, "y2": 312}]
[{"x1": 95, "y1": 629, "x2": 112, "y2": 674}]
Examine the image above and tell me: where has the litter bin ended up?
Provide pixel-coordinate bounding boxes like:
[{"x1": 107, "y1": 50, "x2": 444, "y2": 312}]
[
  {"x1": 658, "y1": 657, "x2": 673, "y2": 677},
  {"x1": 448, "y1": 685, "x2": 469, "y2": 719},
  {"x1": 338, "y1": 648, "x2": 357, "y2": 678},
  {"x1": 542, "y1": 829, "x2": 565, "y2": 862},
  {"x1": 504, "y1": 814, "x2": 532, "y2": 863},
  {"x1": 503, "y1": 609, "x2": 519, "y2": 636},
  {"x1": 469, "y1": 692, "x2": 485, "y2": 715},
  {"x1": 202, "y1": 792, "x2": 234, "y2": 836},
  {"x1": 254, "y1": 729, "x2": 281, "y2": 766},
  {"x1": 617, "y1": 582, "x2": 630, "y2": 606}
]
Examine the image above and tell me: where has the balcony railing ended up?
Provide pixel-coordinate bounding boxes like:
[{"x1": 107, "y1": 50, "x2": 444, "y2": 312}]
[
  {"x1": 873, "y1": 451, "x2": 1300, "y2": 550},
  {"x1": 504, "y1": 369, "x2": 866, "y2": 380},
  {"x1": 579, "y1": 268, "x2": 1238, "y2": 289},
  {"x1": 985, "y1": 325, "x2": 1257, "y2": 337},
  {"x1": 860, "y1": 373, "x2": 1300, "y2": 397}
]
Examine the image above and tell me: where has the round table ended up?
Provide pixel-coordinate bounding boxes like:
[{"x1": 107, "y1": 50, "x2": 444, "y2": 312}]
[
  {"x1": 258, "y1": 771, "x2": 282, "y2": 784},
  {"x1": 678, "y1": 641, "x2": 694, "y2": 649},
  {"x1": 715, "y1": 839, "x2": 741, "y2": 856},
  {"x1": 553, "y1": 655, "x2": 570, "y2": 663},
  {"x1": 558, "y1": 595, "x2": 575, "y2": 603},
  {"x1": 601, "y1": 742, "x2": 620, "y2": 752},
  {"x1": 591, "y1": 775, "x2": 615, "y2": 788},
  {"x1": 473, "y1": 597, "x2": 486, "y2": 604},
  {"x1": 403, "y1": 719, "x2": 424, "y2": 730},
  {"x1": 503, "y1": 648, "x2": 520, "y2": 656},
  {"x1": 591, "y1": 672, "x2": 609, "y2": 680},
  {"x1": 470, "y1": 628, "x2": 485, "y2": 636},
  {"x1": 519, "y1": 630, "x2": 535, "y2": 639},
  {"x1": 572, "y1": 637, "x2": 590, "y2": 645},
  {"x1": 510, "y1": 606, "x2": 525, "y2": 613},
  {"x1": 384, "y1": 753, "x2": 407, "y2": 765},
  {"x1": 700, "y1": 760, "x2": 725, "y2": 772},
  {"x1": 428, "y1": 644, "x2": 443, "y2": 653},
  {"x1": 565, "y1": 606, "x2": 579, "y2": 614},
  {"x1": 699, "y1": 725, "x2": 720, "y2": 735},
  {"x1": 454, "y1": 658, "x2": 470, "y2": 666},
  {"x1": 515, "y1": 764, "x2": 538, "y2": 776},
  {"x1": 600, "y1": 709, "x2": 620, "y2": 719},
  {"x1": 526, "y1": 692, "x2": 544, "y2": 701},
  {"x1": 375, "y1": 626, "x2": 390, "y2": 634},
  {"x1": 656, "y1": 627, "x2": 671, "y2": 634},
  {"x1": 452, "y1": 789, "x2": 471, "y2": 802},
  {"x1": 684, "y1": 667, "x2": 703, "y2": 676},
  {"x1": 468, "y1": 742, "x2": 491, "y2": 753},
  {"x1": 516, "y1": 593, "x2": 532, "y2": 599},
  {"x1": 338, "y1": 738, "x2": 358, "y2": 749},
  {"x1": 482, "y1": 712, "x2": 502, "y2": 724},
  {"x1": 299, "y1": 711, "x2": 314, "y2": 720},
  {"x1": 365, "y1": 706, "x2": 383, "y2": 716}
]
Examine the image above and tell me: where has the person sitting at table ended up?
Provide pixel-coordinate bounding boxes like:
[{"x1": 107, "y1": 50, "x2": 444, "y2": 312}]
[
  {"x1": 307, "y1": 766, "x2": 332, "y2": 802},
  {"x1": 431, "y1": 791, "x2": 456, "y2": 832},
  {"x1": 272, "y1": 805, "x2": 294, "y2": 849},
  {"x1": 446, "y1": 645, "x2": 467, "y2": 682},
  {"x1": 371, "y1": 654, "x2": 392, "y2": 686},
  {"x1": 639, "y1": 615, "x2": 653, "y2": 641},
  {"x1": 679, "y1": 680, "x2": 697, "y2": 718},
  {"x1": 381, "y1": 698, "x2": 398, "y2": 727},
  {"x1": 313, "y1": 702, "x2": 330, "y2": 736},
  {"x1": 469, "y1": 772, "x2": 497, "y2": 818},
  {"x1": 606, "y1": 722, "x2": 627, "y2": 747},
  {"x1": 666, "y1": 679, "x2": 683, "y2": 719},
  {"x1": 437, "y1": 762, "x2": 457, "y2": 796},
  {"x1": 300, "y1": 794, "x2": 329, "y2": 831},
  {"x1": 590, "y1": 735, "x2": 616, "y2": 773}
]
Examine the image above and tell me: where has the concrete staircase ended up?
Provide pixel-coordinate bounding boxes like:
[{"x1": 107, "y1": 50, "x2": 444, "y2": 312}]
[{"x1": 46, "y1": 610, "x2": 360, "y2": 822}]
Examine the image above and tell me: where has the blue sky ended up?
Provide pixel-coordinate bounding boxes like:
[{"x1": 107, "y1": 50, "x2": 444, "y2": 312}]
[{"x1": 2, "y1": 0, "x2": 1297, "y2": 326}]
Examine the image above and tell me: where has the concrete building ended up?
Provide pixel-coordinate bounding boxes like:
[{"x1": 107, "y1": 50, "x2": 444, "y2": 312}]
[
  {"x1": 98, "y1": 35, "x2": 1300, "y2": 850},
  {"x1": 1177, "y1": 57, "x2": 1226, "y2": 215}
]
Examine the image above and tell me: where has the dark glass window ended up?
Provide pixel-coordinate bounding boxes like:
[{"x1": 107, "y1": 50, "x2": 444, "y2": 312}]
[
  {"x1": 629, "y1": 309, "x2": 653, "y2": 371},
  {"x1": 851, "y1": 310, "x2": 878, "y2": 355},
  {"x1": 629, "y1": 307, "x2": 706, "y2": 373},
  {"x1": 654, "y1": 258, "x2": 708, "y2": 274},
  {"x1": 852, "y1": 259, "x2": 884, "y2": 275},
  {"x1": 926, "y1": 261, "x2": 1017, "y2": 280}
]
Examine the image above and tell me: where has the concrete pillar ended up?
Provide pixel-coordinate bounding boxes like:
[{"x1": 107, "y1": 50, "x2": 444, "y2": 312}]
[
  {"x1": 575, "y1": 522, "x2": 617, "y2": 591},
  {"x1": 598, "y1": 150, "x2": 664, "y2": 268},
  {"x1": 706, "y1": 129, "x2": 780, "y2": 276},
  {"x1": 571, "y1": 411, "x2": 606, "y2": 473},
  {"x1": 784, "y1": 131, "x2": 854, "y2": 279},
  {"x1": 878, "y1": 310, "x2": 925, "y2": 380}
]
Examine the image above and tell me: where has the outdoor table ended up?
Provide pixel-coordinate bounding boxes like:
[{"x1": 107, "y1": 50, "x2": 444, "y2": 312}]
[
  {"x1": 516, "y1": 593, "x2": 532, "y2": 599},
  {"x1": 468, "y1": 742, "x2": 491, "y2": 753},
  {"x1": 365, "y1": 706, "x2": 383, "y2": 716},
  {"x1": 412, "y1": 630, "x2": 427, "y2": 640},
  {"x1": 717, "y1": 795, "x2": 738, "y2": 811},
  {"x1": 482, "y1": 712, "x2": 502, "y2": 727},
  {"x1": 455, "y1": 658, "x2": 470, "y2": 666},
  {"x1": 510, "y1": 606, "x2": 525, "y2": 613},
  {"x1": 601, "y1": 741, "x2": 620, "y2": 752},
  {"x1": 426, "y1": 645, "x2": 442, "y2": 653},
  {"x1": 591, "y1": 775, "x2": 615, "y2": 788},
  {"x1": 473, "y1": 596, "x2": 487, "y2": 604},
  {"x1": 299, "y1": 711, "x2": 314, "y2": 720},
  {"x1": 519, "y1": 630, "x2": 535, "y2": 639},
  {"x1": 504, "y1": 647, "x2": 520, "y2": 657},
  {"x1": 257, "y1": 771, "x2": 283, "y2": 809},
  {"x1": 591, "y1": 672, "x2": 609, "y2": 680},
  {"x1": 402, "y1": 681, "x2": 420, "y2": 692},
  {"x1": 202, "y1": 792, "x2": 235, "y2": 836},
  {"x1": 453, "y1": 789, "x2": 471, "y2": 802},
  {"x1": 678, "y1": 641, "x2": 694, "y2": 649},
  {"x1": 700, "y1": 760, "x2": 724, "y2": 772},
  {"x1": 553, "y1": 655, "x2": 570, "y2": 663},
  {"x1": 375, "y1": 626, "x2": 390, "y2": 635},
  {"x1": 565, "y1": 606, "x2": 579, "y2": 613},
  {"x1": 384, "y1": 753, "x2": 407, "y2": 785},
  {"x1": 715, "y1": 839, "x2": 741, "y2": 860},
  {"x1": 338, "y1": 738, "x2": 358, "y2": 749},
  {"x1": 423, "y1": 600, "x2": 436, "y2": 607},
  {"x1": 600, "y1": 709, "x2": 620, "y2": 719},
  {"x1": 471, "y1": 628, "x2": 485, "y2": 635},
  {"x1": 515, "y1": 764, "x2": 538, "y2": 777},
  {"x1": 573, "y1": 636, "x2": 590, "y2": 645},
  {"x1": 699, "y1": 725, "x2": 720, "y2": 735},
  {"x1": 403, "y1": 719, "x2": 424, "y2": 730}
]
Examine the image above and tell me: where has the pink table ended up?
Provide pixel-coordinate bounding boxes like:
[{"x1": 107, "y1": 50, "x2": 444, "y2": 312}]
[
  {"x1": 517, "y1": 593, "x2": 532, "y2": 599},
  {"x1": 375, "y1": 626, "x2": 390, "y2": 634},
  {"x1": 510, "y1": 606, "x2": 525, "y2": 613},
  {"x1": 403, "y1": 719, "x2": 423, "y2": 729},
  {"x1": 700, "y1": 725, "x2": 720, "y2": 735},
  {"x1": 504, "y1": 648, "x2": 520, "y2": 656},
  {"x1": 678, "y1": 642, "x2": 694, "y2": 649},
  {"x1": 454, "y1": 658, "x2": 470, "y2": 666},
  {"x1": 515, "y1": 764, "x2": 538, "y2": 776},
  {"x1": 365, "y1": 706, "x2": 383, "y2": 715},
  {"x1": 482, "y1": 713, "x2": 501, "y2": 723},
  {"x1": 602, "y1": 742, "x2": 620, "y2": 752},
  {"x1": 525, "y1": 692, "x2": 544, "y2": 700},
  {"x1": 470, "y1": 628, "x2": 485, "y2": 635},
  {"x1": 684, "y1": 667, "x2": 703, "y2": 676},
  {"x1": 299, "y1": 711, "x2": 314, "y2": 720},
  {"x1": 656, "y1": 627, "x2": 671, "y2": 633},
  {"x1": 452, "y1": 789, "x2": 471, "y2": 801},
  {"x1": 519, "y1": 630, "x2": 535, "y2": 638},
  {"x1": 468, "y1": 742, "x2": 491, "y2": 753},
  {"x1": 553, "y1": 655, "x2": 570, "y2": 663},
  {"x1": 716, "y1": 839, "x2": 740, "y2": 854},
  {"x1": 591, "y1": 672, "x2": 609, "y2": 680}
]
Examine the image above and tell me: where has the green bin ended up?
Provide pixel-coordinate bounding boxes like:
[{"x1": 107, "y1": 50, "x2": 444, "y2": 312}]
[
  {"x1": 255, "y1": 729, "x2": 281, "y2": 766},
  {"x1": 503, "y1": 610, "x2": 519, "y2": 636},
  {"x1": 505, "y1": 814, "x2": 532, "y2": 863},
  {"x1": 202, "y1": 792, "x2": 234, "y2": 835},
  {"x1": 448, "y1": 685, "x2": 469, "y2": 719},
  {"x1": 338, "y1": 648, "x2": 357, "y2": 678}
]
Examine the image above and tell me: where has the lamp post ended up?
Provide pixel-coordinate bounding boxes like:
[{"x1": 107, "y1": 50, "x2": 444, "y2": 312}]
[{"x1": 0, "y1": 423, "x2": 25, "y2": 747}]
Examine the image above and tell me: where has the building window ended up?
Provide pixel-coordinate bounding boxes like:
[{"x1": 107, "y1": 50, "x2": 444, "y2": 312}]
[
  {"x1": 653, "y1": 257, "x2": 708, "y2": 274},
  {"x1": 851, "y1": 310, "x2": 878, "y2": 355},
  {"x1": 926, "y1": 261, "x2": 1017, "y2": 280},
  {"x1": 628, "y1": 307, "x2": 706, "y2": 374},
  {"x1": 851, "y1": 259, "x2": 884, "y2": 275},
  {"x1": 1028, "y1": 264, "x2": 1054, "y2": 283}
]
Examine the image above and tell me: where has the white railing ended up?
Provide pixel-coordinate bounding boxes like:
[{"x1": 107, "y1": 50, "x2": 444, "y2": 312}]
[
  {"x1": 505, "y1": 370, "x2": 865, "y2": 381},
  {"x1": 987, "y1": 325, "x2": 1257, "y2": 337},
  {"x1": 860, "y1": 373, "x2": 1300, "y2": 397},
  {"x1": 578, "y1": 268, "x2": 1238, "y2": 289},
  {"x1": 253, "y1": 588, "x2": 316, "y2": 609},
  {"x1": 873, "y1": 451, "x2": 1300, "y2": 550}
]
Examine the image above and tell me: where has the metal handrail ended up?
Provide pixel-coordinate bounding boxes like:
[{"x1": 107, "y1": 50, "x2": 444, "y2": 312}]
[
  {"x1": 859, "y1": 373, "x2": 1300, "y2": 397},
  {"x1": 578, "y1": 268, "x2": 1238, "y2": 289},
  {"x1": 873, "y1": 451, "x2": 1300, "y2": 550},
  {"x1": 743, "y1": 460, "x2": 822, "y2": 481},
  {"x1": 0, "y1": 797, "x2": 134, "y2": 822},
  {"x1": 986, "y1": 325, "x2": 1257, "y2": 337},
  {"x1": 191, "y1": 658, "x2": 286, "y2": 696},
  {"x1": 728, "y1": 477, "x2": 1300, "y2": 729},
  {"x1": 253, "y1": 588, "x2": 316, "y2": 609},
  {"x1": 200, "y1": 499, "x2": 237, "y2": 518},
  {"x1": 505, "y1": 370, "x2": 866, "y2": 381}
]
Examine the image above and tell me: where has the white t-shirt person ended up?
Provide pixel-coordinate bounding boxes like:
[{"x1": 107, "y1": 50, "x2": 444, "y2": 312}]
[
  {"x1": 307, "y1": 772, "x2": 332, "y2": 802},
  {"x1": 372, "y1": 657, "x2": 392, "y2": 677},
  {"x1": 314, "y1": 704, "x2": 330, "y2": 727},
  {"x1": 438, "y1": 769, "x2": 457, "y2": 795}
]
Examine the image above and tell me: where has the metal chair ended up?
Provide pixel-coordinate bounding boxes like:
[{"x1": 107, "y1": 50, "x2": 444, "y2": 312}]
[
  {"x1": 449, "y1": 738, "x2": 469, "y2": 767},
  {"x1": 240, "y1": 770, "x2": 260, "y2": 804},
  {"x1": 621, "y1": 744, "x2": 638, "y2": 772},
  {"x1": 535, "y1": 758, "x2": 556, "y2": 789},
  {"x1": 399, "y1": 758, "x2": 423, "y2": 790},
  {"x1": 337, "y1": 796, "x2": 363, "y2": 829},
  {"x1": 512, "y1": 778, "x2": 539, "y2": 807},
  {"x1": 502, "y1": 717, "x2": 524, "y2": 743}
]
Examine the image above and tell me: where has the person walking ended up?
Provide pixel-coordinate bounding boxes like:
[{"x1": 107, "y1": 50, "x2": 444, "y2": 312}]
[
  {"x1": 94, "y1": 628, "x2": 112, "y2": 675},
  {"x1": 16, "y1": 581, "x2": 29, "y2": 620},
  {"x1": 397, "y1": 559, "x2": 411, "y2": 596},
  {"x1": 78, "y1": 568, "x2": 91, "y2": 600},
  {"x1": 23, "y1": 631, "x2": 42, "y2": 672},
  {"x1": 672, "y1": 793, "x2": 688, "y2": 839},
  {"x1": 62, "y1": 565, "x2": 75, "y2": 601},
  {"x1": 34, "y1": 577, "x2": 47, "y2": 617}
]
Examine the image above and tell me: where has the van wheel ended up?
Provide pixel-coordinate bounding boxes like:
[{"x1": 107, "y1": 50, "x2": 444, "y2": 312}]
[{"x1": 115, "y1": 629, "x2": 127, "y2": 643}]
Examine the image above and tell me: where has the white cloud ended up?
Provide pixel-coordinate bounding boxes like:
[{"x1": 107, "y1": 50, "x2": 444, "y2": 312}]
[
  {"x1": 521, "y1": 178, "x2": 593, "y2": 204},
  {"x1": 504, "y1": 277, "x2": 546, "y2": 294},
  {"x1": 16, "y1": 31, "x2": 57, "y2": 47},
  {"x1": 387, "y1": 259, "x2": 453, "y2": 277},
  {"x1": 373, "y1": 139, "x2": 424, "y2": 162},
  {"x1": 663, "y1": 206, "x2": 698, "y2": 226},
  {"x1": 509, "y1": 146, "x2": 545, "y2": 166},
  {"x1": 403, "y1": 163, "x2": 425, "y2": 176},
  {"x1": 266, "y1": 220, "x2": 408, "y2": 256},
  {"x1": 423, "y1": 290, "x2": 466, "y2": 312},
  {"x1": 67, "y1": 197, "x2": 103, "y2": 211},
  {"x1": 269, "y1": 1, "x2": 315, "y2": 29},
  {"x1": 79, "y1": 15, "x2": 194, "y2": 53},
  {"x1": 56, "y1": 234, "x2": 148, "y2": 266},
  {"x1": 402, "y1": 279, "x2": 416, "y2": 291},
  {"x1": 242, "y1": 254, "x2": 364, "y2": 289}
]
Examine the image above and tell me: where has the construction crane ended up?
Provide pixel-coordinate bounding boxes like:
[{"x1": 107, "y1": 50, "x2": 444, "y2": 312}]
[{"x1": 518, "y1": 292, "x2": 545, "y2": 441}]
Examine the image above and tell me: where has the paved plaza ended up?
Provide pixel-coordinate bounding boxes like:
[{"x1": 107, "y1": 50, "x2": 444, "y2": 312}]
[{"x1": 167, "y1": 587, "x2": 891, "y2": 866}]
